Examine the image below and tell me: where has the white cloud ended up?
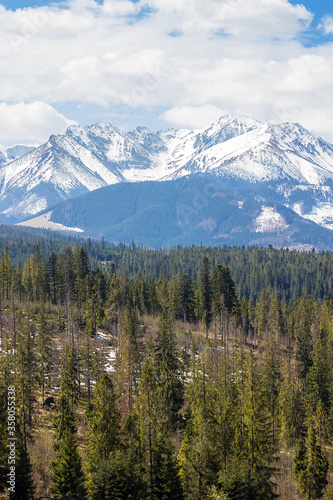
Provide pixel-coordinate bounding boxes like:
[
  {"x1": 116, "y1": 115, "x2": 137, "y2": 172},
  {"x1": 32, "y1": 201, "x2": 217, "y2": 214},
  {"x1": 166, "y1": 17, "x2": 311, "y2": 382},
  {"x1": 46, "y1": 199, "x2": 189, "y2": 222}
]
[
  {"x1": 145, "y1": 0, "x2": 312, "y2": 39},
  {"x1": 320, "y1": 15, "x2": 333, "y2": 35},
  {"x1": 0, "y1": 102, "x2": 75, "y2": 146},
  {"x1": 0, "y1": 0, "x2": 333, "y2": 142},
  {"x1": 160, "y1": 105, "x2": 225, "y2": 129}
]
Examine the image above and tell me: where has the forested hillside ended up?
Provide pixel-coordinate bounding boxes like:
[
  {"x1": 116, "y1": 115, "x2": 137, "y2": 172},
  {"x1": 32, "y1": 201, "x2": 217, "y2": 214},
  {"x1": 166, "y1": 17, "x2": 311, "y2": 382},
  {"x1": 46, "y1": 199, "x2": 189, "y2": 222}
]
[
  {"x1": 0, "y1": 243, "x2": 333, "y2": 499},
  {"x1": 1, "y1": 225, "x2": 333, "y2": 304}
]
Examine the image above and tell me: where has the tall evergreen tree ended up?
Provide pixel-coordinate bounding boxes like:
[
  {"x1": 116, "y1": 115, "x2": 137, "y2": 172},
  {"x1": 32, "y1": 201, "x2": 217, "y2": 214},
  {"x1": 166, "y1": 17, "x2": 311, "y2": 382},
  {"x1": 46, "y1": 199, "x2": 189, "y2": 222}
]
[
  {"x1": 155, "y1": 311, "x2": 184, "y2": 429},
  {"x1": 60, "y1": 343, "x2": 79, "y2": 411},
  {"x1": 48, "y1": 251, "x2": 58, "y2": 304},
  {"x1": 241, "y1": 351, "x2": 276, "y2": 487},
  {"x1": 52, "y1": 363, "x2": 86, "y2": 500},
  {"x1": 51, "y1": 429, "x2": 87, "y2": 500},
  {"x1": 279, "y1": 366, "x2": 305, "y2": 448},
  {"x1": 115, "y1": 305, "x2": 142, "y2": 416},
  {"x1": 36, "y1": 304, "x2": 52, "y2": 402},
  {"x1": 137, "y1": 346, "x2": 183, "y2": 500},
  {"x1": 85, "y1": 373, "x2": 119, "y2": 496},
  {"x1": 198, "y1": 257, "x2": 212, "y2": 338},
  {"x1": 263, "y1": 339, "x2": 281, "y2": 441},
  {"x1": 293, "y1": 426, "x2": 329, "y2": 500},
  {"x1": 10, "y1": 418, "x2": 35, "y2": 500}
]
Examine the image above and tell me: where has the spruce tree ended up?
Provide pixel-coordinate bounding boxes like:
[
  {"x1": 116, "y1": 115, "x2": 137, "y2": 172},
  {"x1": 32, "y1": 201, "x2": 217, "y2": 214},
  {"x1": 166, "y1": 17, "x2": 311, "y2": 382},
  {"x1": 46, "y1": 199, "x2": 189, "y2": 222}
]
[
  {"x1": 263, "y1": 339, "x2": 281, "y2": 441},
  {"x1": 10, "y1": 418, "x2": 35, "y2": 500},
  {"x1": 240, "y1": 351, "x2": 276, "y2": 492},
  {"x1": 52, "y1": 372, "x2": 86, "y2": 499},
  {"x1": 155, "y1": 311, "x2": 184, "y2": 429},
  {"x1": 137, "y1": 346, "x2": 183, "y2": 500},
  {"x1": 293, "y1": 425, "x2": 329, "y2": 500},
  {"x1": 36, "y1": 304, "x2": 52, "y2": 402},
  {"x1": 51, "y1": 429, "x2": 87, "y2": 500},
  {"x1": 279, "y1": 367, "x2": 305, "y2": 447},
  {"x1": 48, "y1": 251, "x2": 58, "y2": 304},
  {"x1": 198, "y1": 257, "x2": 212, "y2": 338},
  {"x1": 85, "y1": 373, "x2": 119, "y2": 496},
  {"x1": 115, "y1": 304, "x2": 142, "y2": 415},
  {"x1": 60, "y1": 343, "x2": 79, "y2": 411}
]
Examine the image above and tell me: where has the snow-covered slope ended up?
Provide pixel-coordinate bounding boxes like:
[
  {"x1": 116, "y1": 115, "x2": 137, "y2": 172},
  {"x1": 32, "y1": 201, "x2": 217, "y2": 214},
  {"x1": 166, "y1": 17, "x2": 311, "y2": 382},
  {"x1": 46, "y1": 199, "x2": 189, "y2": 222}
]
[
  {"x1": 3, "y1": 115, "x2": 333, "y2": 225},
  {"x1": 0, "y1": 145, "x2": 35, "y2": 168}
]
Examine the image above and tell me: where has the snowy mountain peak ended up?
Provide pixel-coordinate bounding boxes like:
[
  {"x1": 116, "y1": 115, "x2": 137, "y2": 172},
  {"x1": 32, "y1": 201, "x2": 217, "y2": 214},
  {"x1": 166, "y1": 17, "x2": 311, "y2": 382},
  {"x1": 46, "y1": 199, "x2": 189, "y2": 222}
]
[
  {"x1": 0, "y1": 145, "x2": 35, "y2": 168},
  {"x1": 3, "y1": 115, "x2": 333, "y2": 224}
]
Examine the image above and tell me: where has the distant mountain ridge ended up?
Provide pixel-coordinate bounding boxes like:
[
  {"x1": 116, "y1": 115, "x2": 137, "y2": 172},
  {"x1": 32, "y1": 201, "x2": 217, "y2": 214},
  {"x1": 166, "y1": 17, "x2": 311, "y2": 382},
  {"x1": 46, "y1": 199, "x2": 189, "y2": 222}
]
[
  {"x1": 2, "y1": 115, "x2": 333, "y2": 222},
  {"x1": 4, "y1": 114, "x2": 333, "y2": 248},
  {"x1": 0, "y1": 145, "x2": 34, "y2": 168},
  {"x1": 17, "y1": 175, "x2": 333, "y2": 250}
]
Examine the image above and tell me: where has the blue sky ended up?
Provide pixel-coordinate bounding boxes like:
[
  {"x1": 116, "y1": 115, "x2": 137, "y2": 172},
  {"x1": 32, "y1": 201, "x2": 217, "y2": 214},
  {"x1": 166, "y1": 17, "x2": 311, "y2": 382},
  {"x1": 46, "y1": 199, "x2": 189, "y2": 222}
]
[
  {"x1": 290, "y1": 0, "x2": 332, "y2": 21},
  {"x1": 1, "y1": 0, "x2": 333, "y2": 147},
  {"x1": 288, "y1": 0, "x2": 333, "y2": 46}
]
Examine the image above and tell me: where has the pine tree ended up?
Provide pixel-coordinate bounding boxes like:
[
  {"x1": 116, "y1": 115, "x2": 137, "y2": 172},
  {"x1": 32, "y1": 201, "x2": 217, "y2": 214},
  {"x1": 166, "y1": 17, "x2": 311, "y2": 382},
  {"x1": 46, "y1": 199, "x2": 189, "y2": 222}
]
[
  {"x1": 178, "y1": 348, "x2": 228, "y2": 500},
  {"x1": 94, "y1": 412, "x2": 147, "y2": 500},
  {"x1": 16, "y1": 314, "x2": 37, "y2": 435},
  {"x1": 295, "y1": 297, "x2": 314, "y2": 382},
  {"x1": 305, "y1": 329, "x2": 330, "y2": 420},
  {"x1": 53, "y1": 394, "x2": 77, "y2": 445},
  {"x1": 155, "y1": 311, "x2": 184, "y2": 429},
  {"x1": 22, "y1": 246, "x2": 47, "y2": 302},
  {"x1": 179, "y1": 274, "x2": 196, "y2": 325},
  {"x1": 293, "y1": 425, "x2": 329, "y2": 500},
  {"x1": 60, "y1": 343, "x2": 79, "y2": 411},
  {"x1": 137, "y1": 345, "x2": 183, "y2": 500},
  {"x1": 212, "y1": 264, "x2": 239, "y2": 317},
  {"x1": 52, "y1": 365, "x2": 86, "y2": 500},
  {"x1": 93, "y1": 447, "x2": 146, "y2": 500},
  {"x1": 10, "y1": 418, "x2": 35, "y2": 500},
  {"x1": 36, "y1": 304, "x2": 52, "y2": 402},
  {"x1": 241, "y1": 351, "x2": 276, "y2": 485},
  {"x1": 115, "y1": 305, "x2": 142, "y2": 416},
  {"x1": 0, "y1": 246, "x2": 14, "y2": 301},
  {"x1": 63, "y1": 249, "x2": 76, "y2": 340},
  {"x1": 51, "y1": 429, "x2": 87, "y2": 500},
  {"x1": 198, "y1": 257, "x2": 212, "y2": 338},
  {"x1": 48, "y1": 251, "x2": 58, "y2": 304},
  {"x1": 263, "y1": 339, "x2": 281, "y2": 441},
  {"x1": 85, "y1": 373, "x2": 119, "y2": 496},
  {"x1": 279, "y1": 367, "x2": 305, "y2": 447},
  {"x1": 256, "y1": 288, "x2": 271, "y2": 337}
]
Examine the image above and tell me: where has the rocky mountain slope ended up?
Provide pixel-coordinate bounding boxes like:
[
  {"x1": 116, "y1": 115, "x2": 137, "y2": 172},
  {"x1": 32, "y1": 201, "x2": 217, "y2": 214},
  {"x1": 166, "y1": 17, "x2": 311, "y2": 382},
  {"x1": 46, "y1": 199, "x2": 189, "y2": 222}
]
[
  {"x1": 17, "y1": 175, "x2": 333, "y2": 250},
  {"x1": 2, "y1": 115, "x2": 333, "y2": 227},
  {"x1": 0, "y1": 145, "x2": 34, "y2": 168}
]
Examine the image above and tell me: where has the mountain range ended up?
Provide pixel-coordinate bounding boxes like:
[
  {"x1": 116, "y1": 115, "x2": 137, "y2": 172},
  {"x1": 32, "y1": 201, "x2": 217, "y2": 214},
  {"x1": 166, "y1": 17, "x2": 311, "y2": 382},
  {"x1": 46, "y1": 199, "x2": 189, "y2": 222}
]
[
  {"x1": 4, "y1": 115, "x2": 333, "y2": 248},
  {"x1": 0, "y1": 145, "x2": 34, "y2": 169}
]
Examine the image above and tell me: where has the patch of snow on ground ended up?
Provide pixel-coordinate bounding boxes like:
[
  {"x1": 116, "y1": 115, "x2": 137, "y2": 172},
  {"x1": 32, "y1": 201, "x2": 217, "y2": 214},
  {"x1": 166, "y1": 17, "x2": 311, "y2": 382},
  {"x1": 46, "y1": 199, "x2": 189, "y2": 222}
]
[
  {"x1": 4, "y1": 194, "x2": 48, "y2": 216},
  {"x1": 105, "y1": 347, "x2": 117, "y2": 373},
  {"x1": 16, "y1": 210, "x2": 84, "y2": 233},
  {"x1": 292, "y1": 202, "x2": 303, "y2": 216},
  {"x1": 96, "y1": 330, "x2": 111, "y2": 340},
  {"x1": 255, "y1": 206, "x2": 289, "y2": 233},
  {"x1": 301, "y1": 202, "x2": 333, "y2": 230}
]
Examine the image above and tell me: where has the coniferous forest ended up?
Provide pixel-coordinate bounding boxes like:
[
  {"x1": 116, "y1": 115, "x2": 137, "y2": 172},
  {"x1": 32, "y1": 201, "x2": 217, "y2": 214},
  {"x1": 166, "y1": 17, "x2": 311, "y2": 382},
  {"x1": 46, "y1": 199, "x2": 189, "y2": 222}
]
[{"x1": 1, "y1": 232, "x2": 333, "y2": 499}]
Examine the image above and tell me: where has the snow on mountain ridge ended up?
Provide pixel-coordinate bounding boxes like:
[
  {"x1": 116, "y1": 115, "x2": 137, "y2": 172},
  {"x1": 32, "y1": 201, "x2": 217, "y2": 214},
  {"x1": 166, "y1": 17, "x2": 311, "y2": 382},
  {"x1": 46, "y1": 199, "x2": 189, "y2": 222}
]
[
  {"x1": 0, "y1": 145, "x2": 35, "y2": 170},
  {"x1": 3, "y1": 115, "x2": 333, "y2": 219}
]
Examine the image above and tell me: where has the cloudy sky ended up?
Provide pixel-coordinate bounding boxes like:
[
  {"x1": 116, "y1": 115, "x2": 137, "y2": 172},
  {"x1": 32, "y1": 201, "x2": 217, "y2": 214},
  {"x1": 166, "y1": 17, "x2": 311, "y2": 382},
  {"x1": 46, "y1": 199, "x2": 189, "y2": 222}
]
[{"x1": 1, "y1": 0, "x2": 333, "y2": 147}]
